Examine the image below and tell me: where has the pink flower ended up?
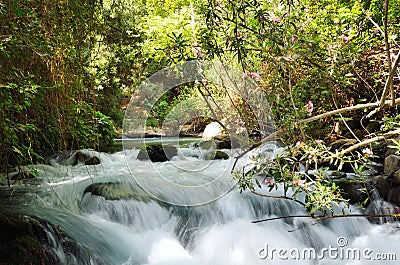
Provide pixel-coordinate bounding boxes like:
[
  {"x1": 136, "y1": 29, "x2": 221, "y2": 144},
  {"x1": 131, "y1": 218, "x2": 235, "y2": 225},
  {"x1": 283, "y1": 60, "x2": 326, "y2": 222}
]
[
  {"x1": 315, "y1": 139, "x2": 323, "y2": 144},
  {"x1": 291, "y1": 35, "x2": 296, "y2": 43},
  {"x1": 264, "y1": 177, "x2": 275, "y2": 185},
  {"x1": 292, "y1": 179, "x2": 306, "y2": 187},
  {"x1": 195, "y1": 50, "x2": 203, "y2": 58},
  {"x1": 373, "y1": 29, "x2": 379, "y2": 35},
  {"x1": 271, "y1": 17, "x2": 281, "y2": 22},
  {"x1": 309, "y1": 41, "x2": 313, "y2": 47},
  {"x1": 305, "y1": 101, "x2": 313, "y2": 116},
  {"x1": 296, "y1": 141, "x2": 305, "y2": 148},
  {"x1": 243, "y1": 72, "x2": 261, "y2": 80},
  {"x1": 249, "y1": 72, "x2": 261, "y2": 79},
  {"x1": 363, "y1": 148, "x2": 373, "y2": 157},
  {"x1": 339, "y1": 34, "x2": 349, "y2": 43}
]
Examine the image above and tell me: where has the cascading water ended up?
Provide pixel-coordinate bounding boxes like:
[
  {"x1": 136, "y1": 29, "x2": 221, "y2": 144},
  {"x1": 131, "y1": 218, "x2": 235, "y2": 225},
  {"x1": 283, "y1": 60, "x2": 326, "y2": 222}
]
[{"x1": 2, "y1": 141, "x2": 400, "y2": 265}]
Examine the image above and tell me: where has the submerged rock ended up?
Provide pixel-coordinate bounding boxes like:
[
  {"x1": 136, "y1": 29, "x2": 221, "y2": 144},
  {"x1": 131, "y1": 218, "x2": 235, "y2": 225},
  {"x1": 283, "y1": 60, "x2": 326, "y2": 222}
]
[
  {"x1": 137, "y1": 144, "x2": 178, "y2": 162},
  {"x1": 48, "y1": 151, "x2": 101, "y2": 166},
  {"x1": 84, "y1": 182, "x2": 150, "y2": 202},
  {"x1": 205, "y1": 150, "x2": 230, "y2": 160},
  {"x1": 84, "y1": 156, "x2": 100, "y2": 165}
]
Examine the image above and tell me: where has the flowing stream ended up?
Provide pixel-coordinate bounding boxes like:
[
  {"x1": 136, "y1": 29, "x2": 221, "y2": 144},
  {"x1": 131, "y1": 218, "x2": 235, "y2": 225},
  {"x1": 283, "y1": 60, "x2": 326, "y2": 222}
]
[{"x1": 1, "y1": 141, "x2": 400, "y2": 265}]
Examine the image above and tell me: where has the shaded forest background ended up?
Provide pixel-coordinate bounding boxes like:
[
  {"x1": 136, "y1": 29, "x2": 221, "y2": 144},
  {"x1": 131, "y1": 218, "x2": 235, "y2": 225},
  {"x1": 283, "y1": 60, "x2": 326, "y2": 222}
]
[{"x1": 1, "y1": 0, "x2": 400, "y2": 174}]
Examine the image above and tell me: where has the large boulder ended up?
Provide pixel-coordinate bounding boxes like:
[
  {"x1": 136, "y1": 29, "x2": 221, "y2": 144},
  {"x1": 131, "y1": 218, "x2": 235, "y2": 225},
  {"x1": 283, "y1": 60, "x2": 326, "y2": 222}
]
[
  {"x1": 375, "y1": 176, "x2": 400, "y2": 206},
  {"x1": 0, "y1": 213, "x2": 55, "y2": 265},
  {"x1": 202, "y1": 122, "x2": 226, "y2": 140},
  {"x1": 0, "y1": 213, "x2": 101, "y2": 265},
  {"x1": 83, "y1": 182, "x2": 150, "y2": 202},
  {"x1": 137, "y1": 143, "x2": 178, "y2": 162},
  {"x1": 384, "y1": 155, "x2": 400, "y2": 175}
]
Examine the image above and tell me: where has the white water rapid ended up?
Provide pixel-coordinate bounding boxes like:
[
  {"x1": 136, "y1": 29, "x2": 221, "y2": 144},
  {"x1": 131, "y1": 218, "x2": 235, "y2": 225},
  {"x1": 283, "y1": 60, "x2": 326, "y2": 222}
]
[{"x1": 2, "y1": 141, "x2": 400, "y2": 265}]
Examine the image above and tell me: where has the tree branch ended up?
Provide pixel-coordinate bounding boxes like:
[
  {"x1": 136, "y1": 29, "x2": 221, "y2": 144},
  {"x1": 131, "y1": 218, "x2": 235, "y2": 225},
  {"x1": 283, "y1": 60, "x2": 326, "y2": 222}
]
[
  {"x1": 329, "y1": 128, "x2": 400, "y2": 158},
  {"x1": 380, "y1": 48, "x2": 400, "y2": 107},
  {"x1": 252, "y1": 213, "x2": 400, "y2": 224},
  {"x1": 300, "y1": 94, "x2": 400, "y2": 125},
  {"x1": 250, "y1": 189, "x2": 306, "y2": 207},
  {"x1": 380, "y1": 0, "x2": 394, "y2": 106}
]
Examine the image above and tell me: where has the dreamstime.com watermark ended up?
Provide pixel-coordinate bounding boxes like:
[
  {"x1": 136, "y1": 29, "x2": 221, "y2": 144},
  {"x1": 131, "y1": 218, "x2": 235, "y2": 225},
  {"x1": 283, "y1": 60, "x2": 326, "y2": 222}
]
[{"x1": 258, "y1": 237, "x2": 397, "y2": 261}]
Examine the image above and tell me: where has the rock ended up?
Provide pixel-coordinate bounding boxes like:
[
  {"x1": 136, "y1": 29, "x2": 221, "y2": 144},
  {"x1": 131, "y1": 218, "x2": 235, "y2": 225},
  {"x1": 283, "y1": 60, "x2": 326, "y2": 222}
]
[
  {"x1": 215, "y1": 138, "x2": 232, "y2": 149},
  {"x1": 48, "y1": 151, "x2": 100, "y2": 166},
  {"x1": 0, "y1": 213, "x2": 55, "y2": 264},
  {"x1": 137, "y1": 144, "x2": 178, "y2": 162},
  {"x1": 206, "y1": 150, "x2": 229, "y2": 160},
  {"x1": 0, "y1": 213, "x2": 101, "y2": 265},
  {"x1": 375, "y1": 176, "x2": 400, "y2": 206},
  {"x1": 384, "y1": 155, "x2": 400, "y2": 175},
  {"x1": 198, "y1": 139, "x2": 216, "y2": 150},
  {"x1": 84, "y1": 156, "x2": 100, "y2": 165},
  {"x1": 388, "y1": 169, "x2": 400, "y2": 186},
  {"x1": 198, "y1": 137, "x2": 238, "y2": 150},
  {"x1": 83, "y1": 182, "x2": 150, "y2": 202},
  {"x1": 335, "y1": 179, "x2": 372, "y2": 205},
  {"x1": 376, "y1": 176, "x2": 391, "y2": 200},
  {"x1": 202, "y1": 122, "x2": 226, "y2": 140}
]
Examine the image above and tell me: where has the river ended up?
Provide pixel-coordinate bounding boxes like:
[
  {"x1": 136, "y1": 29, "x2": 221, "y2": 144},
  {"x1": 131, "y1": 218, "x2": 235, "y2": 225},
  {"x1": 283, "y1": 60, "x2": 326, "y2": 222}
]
[{"x1": 1, "y1": 141, "x2": 400, "y2": 264}]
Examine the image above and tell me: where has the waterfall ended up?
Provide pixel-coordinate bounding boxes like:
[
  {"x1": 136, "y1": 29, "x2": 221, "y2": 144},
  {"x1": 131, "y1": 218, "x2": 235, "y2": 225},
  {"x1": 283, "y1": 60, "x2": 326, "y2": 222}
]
[{"x1": 1, "y1": 142, "x2": 400, "y2": 265}]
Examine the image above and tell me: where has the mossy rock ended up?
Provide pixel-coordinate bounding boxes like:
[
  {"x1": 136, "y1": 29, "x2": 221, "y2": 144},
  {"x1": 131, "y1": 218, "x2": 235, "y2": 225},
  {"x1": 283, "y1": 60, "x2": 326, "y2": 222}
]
[
  {"x1": 198, "y1": 139, "x2": 216, "y2": 150},
  {"x1": 137, "y1": 144, "x2": 178, "y2": 162},
  {"x1": 84, "y1": 182, "x2": 151, "y2": 202},
  {"x1": 47, "y1": 151, "x2": 101, "y2": 166},
  {"x1": 206, "y1": 150, "x2": 229, "y2": 160},
  {"x1": 0, "y1": 213, "x2": 102, "y2": 265},
  {"x1": 0, "y1": 213, "x2": 54, "y2": 265}
]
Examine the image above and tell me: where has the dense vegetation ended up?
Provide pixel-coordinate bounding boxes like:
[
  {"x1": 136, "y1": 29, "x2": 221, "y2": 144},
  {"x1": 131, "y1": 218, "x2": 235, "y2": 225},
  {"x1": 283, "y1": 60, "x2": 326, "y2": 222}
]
[{"x1": 1, "y1": 0, "x2": 400, "y2": 208}]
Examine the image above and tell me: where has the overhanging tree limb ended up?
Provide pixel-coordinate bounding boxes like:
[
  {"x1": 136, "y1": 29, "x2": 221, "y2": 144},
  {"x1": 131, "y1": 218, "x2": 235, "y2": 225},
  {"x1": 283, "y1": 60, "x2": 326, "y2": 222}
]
[
  {"x1": 298, "y1": 49, "x2": 400, "y2": 123},
  {"x1": 299, "y1": 97, "x2": 400, "y2": 124},
  {"x1": 322, "y1": 129, "x2": 400, "y2": 161}
]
